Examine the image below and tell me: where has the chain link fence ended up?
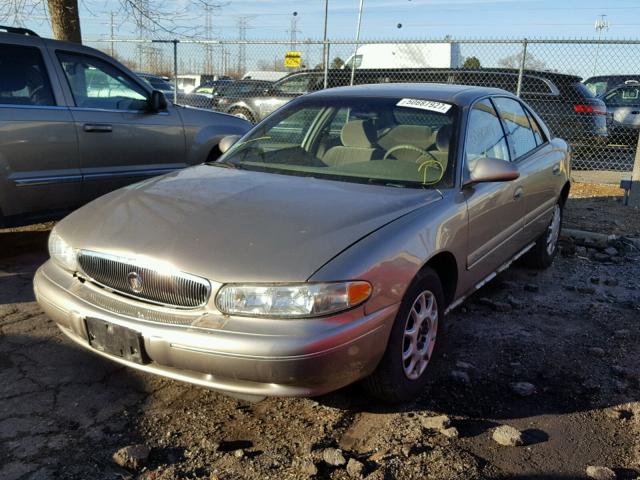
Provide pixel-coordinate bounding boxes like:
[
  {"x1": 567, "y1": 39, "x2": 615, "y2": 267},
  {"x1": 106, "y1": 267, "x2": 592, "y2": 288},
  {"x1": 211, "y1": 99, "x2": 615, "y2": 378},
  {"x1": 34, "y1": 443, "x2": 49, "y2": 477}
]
[{"x1": 86, "y1": 38, "x2": 640, "y2": 183}]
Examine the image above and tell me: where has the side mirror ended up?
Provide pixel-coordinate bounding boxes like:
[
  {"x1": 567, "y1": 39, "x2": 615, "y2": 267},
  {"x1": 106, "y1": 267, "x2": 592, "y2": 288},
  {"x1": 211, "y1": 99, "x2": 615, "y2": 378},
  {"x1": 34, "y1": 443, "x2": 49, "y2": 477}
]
[
  {"x1": 218, "y1": 135, "x2": 242, "y2": 154},
  {"x1": 464, "y1": 157, "x2": 519, "y2": 186},
  {"x1": 148, "y1": 90, "x2": 168, "y2": 112}
]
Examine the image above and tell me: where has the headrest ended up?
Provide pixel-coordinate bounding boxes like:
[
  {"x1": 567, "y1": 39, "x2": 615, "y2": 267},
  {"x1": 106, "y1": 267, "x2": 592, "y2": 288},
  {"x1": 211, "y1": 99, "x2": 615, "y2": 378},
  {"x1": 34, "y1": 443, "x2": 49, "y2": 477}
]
[
  {"x1": 0, "y1": 66, "x2": 28, "y2": 92},
  {"x1": 436, "y1": 124, "x2": 452, "y2": 152},
  {"x1": 341, "y1": 120, "x2": 377, "y2": 148},
  {"x1": 385, "y1": 125, "x2": 435, "y2": 149}
]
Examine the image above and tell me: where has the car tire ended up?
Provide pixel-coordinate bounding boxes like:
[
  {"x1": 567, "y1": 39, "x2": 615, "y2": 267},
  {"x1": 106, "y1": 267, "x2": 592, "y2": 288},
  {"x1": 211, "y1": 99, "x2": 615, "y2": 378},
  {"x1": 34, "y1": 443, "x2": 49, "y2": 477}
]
[
  {"x1": 361, "y1": 267, "x2": 444, "y2": 403},
  {"x1": 229, "y1": 107, "x2": 255, "y2": 123},
  {"x1": 524, "y1": 201, "x2": 563, "y2": 269}
]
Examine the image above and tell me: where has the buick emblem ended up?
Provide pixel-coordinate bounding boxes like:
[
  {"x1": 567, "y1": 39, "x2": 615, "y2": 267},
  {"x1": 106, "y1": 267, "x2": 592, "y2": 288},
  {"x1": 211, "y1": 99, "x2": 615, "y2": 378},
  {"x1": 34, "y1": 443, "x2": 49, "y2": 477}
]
[{"x1": 127, "y1": 271, "x2": 143, "y2": 293}]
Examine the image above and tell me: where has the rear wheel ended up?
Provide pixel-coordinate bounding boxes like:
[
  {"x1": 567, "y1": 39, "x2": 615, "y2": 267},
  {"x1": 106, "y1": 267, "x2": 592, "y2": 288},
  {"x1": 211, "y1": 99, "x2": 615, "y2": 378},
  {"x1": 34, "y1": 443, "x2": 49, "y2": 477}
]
[
  {"x1": 361, "y1": 267, "x2": 444, "y2": 403},
  {"x1": 525, "y1": 201, "x2": 562, "y2": 269},
  {"x1": 229, "y1": 107, "x2": 254, "y2": 123}
]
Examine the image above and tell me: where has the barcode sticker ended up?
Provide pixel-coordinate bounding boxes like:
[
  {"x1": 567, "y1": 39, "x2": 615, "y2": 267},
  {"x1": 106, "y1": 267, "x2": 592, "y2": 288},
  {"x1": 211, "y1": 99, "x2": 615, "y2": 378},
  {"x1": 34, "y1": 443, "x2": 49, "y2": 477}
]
[{"x1": 397, "y1": 98, "x2": 452, "y2": 113}]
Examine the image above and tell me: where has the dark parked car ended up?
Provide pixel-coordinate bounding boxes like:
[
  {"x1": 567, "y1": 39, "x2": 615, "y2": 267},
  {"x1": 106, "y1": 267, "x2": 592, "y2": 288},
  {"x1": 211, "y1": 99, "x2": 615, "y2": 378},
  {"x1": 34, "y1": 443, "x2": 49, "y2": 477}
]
[
  {"x1": 136, "y1": 72, "x2": 215, "y2": 109},
  {"x1": 232, "y1": 68, "x2": 607, "y2": 151},
  {"x1": 0, "y1": 26, "x2": 250, "y2": 227},
  {"x1": 584, "y1": 75, "x2": 640, "y2": 97},
  {"x1": 192, "y1": 79, "x2": 235, "y2": 97}
]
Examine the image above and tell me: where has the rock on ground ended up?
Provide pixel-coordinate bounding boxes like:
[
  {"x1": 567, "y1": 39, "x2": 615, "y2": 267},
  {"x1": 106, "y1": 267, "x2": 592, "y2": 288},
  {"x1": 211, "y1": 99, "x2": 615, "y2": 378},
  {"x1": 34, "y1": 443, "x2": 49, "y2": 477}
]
[
  {"x1": 492, "y1": 425, "x2": 524, "y2": 447},
  {"x1": 420, "y1": 415, "x2": 451, "y2": 430},
  {"x1": 586, "y1": 465, "x2": 617, "y2": 480},
  {"x1": 322, "y1": 447, "x2": 346, "y2": 466},
  {"x1": 112, "y1": 444, "x2": 151, "y2": 470},
  {"x1": 510, "y1": 381, "x2": 537, "y2": 397},
  {"x1": 346, "y1": 458, "x2": 365, "y2": 478}
]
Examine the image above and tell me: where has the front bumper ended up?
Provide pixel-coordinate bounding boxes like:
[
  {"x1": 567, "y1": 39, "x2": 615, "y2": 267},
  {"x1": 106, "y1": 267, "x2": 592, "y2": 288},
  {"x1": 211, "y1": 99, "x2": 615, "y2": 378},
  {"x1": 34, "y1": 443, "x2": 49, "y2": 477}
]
[{"x1": 34, "y1": 260, "x2": 396, "y2": 397}]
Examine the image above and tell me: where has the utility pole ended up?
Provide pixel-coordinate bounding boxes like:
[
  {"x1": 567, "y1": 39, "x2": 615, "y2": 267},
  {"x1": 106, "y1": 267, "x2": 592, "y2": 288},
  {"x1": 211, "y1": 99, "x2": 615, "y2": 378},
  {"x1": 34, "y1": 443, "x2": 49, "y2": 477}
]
[
  {"x1": 236, "y1": 16, "x2": 248, "y2": 76},
  {"x1": 350, "y1": 0, "x2": 364, "y2": 86},
  {"x1": 110, "y1": 11, "x2": 115, "y2": 56},
  {"x1": 289, "y1": 11, "x2": 299, "y2": 51},
  {"x1": 593, "y1": 14, "x2": 609, "y2": 76},
  {"x1": 322, "y1": 0, "x2": 329, "y2": 88}
]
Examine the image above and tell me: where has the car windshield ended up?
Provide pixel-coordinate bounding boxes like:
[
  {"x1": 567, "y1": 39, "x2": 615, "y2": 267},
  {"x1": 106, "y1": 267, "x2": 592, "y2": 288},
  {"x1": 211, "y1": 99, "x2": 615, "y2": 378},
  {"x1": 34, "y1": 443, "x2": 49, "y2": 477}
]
[{"x1": 216, "y1": 97, "x2": 458, "y2": 189}]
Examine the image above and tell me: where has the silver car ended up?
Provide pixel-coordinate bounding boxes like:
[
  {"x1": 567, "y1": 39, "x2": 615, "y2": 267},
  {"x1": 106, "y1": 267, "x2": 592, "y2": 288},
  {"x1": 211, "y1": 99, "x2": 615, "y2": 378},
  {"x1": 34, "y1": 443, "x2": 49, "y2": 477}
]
[{"x1": 34, "y1": 84, "x2": 570, "y2": 403}]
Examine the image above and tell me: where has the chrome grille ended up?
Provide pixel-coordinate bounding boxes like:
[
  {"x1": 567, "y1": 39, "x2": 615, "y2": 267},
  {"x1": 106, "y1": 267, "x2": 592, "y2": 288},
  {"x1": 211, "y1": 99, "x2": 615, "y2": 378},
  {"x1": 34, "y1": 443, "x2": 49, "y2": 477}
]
[{"x1": 78, "y1": 250, "x2": 210, "y2": 309}]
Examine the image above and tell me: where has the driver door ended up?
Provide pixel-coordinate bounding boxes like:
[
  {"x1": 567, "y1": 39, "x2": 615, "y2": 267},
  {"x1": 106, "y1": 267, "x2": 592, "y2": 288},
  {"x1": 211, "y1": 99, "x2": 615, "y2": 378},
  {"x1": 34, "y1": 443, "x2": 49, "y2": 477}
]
[{"x1": 52, "y1": 49, "x2": 185, "y2": 202}]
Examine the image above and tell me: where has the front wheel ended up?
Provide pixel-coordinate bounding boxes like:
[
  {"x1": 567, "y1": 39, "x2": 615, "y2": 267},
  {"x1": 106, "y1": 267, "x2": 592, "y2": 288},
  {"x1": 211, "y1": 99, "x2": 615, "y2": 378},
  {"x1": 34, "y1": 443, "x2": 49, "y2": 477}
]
[
  {"x1": 361, "y1": 267, "x2": 444, "y2": 403},
  {"x1": 524, "y1": 202, "x2": 563, "y2": 269}
]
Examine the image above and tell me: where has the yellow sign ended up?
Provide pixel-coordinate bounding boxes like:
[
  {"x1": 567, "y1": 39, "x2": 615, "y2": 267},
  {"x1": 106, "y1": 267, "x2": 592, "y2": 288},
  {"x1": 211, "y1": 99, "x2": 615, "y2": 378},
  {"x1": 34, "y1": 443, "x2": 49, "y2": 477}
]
[{"x1": 284, "y1": 51, "x2": 301, "y2": 68}]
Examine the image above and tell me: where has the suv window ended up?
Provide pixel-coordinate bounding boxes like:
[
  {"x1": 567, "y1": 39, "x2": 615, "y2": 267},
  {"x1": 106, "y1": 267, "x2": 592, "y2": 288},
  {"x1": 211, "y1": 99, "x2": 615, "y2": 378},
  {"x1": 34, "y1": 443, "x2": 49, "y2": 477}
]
[
  {"x1": 276, "y1": 75, "x2": 312, "y2": 95},
  {"x1": 604, "y1": 85, "x2": 640, "y2": 106},
  {"x1": 493, "y1": 97, "x2": 538, "y2": 160},
  {"x1": 0, "y1": 44, "x2": 55, "y2": 106},
  {"x1": 58, "y1": 52, "x2": 148, "y2": 110},
  {"x1": 465, "y1": 98, "x2": 510, "y2": 169}
]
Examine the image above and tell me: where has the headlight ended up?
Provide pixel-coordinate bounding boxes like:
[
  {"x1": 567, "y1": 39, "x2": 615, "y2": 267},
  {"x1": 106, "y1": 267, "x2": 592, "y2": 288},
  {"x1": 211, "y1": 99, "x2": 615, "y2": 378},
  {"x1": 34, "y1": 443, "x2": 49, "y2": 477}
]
[
  {"x1": 48, "y1": 229, "x2": 78, "y2": 272},
  {"x1": 216, "y1": 281, "x2": 372, "y2": 318}
]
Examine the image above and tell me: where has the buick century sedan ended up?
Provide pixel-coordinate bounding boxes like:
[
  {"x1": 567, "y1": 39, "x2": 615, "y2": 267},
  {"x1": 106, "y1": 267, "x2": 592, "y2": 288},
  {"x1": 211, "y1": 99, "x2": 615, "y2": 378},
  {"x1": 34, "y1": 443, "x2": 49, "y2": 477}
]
[{"x1": 34, "y1": 84, "x2": 570, "y2": 402}]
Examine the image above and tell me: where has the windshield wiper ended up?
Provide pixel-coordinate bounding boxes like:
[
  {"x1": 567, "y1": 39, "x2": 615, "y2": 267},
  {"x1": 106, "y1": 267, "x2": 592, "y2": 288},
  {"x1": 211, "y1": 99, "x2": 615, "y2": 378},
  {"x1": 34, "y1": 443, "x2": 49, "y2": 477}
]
[{"x1": 366, "y1": 178, "x2": 424, "y2": 189}]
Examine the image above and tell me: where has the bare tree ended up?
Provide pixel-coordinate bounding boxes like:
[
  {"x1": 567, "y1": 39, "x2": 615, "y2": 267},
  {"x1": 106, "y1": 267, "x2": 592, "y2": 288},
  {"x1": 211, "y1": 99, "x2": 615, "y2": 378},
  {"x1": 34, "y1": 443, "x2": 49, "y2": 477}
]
[
  {"x1": 498, "y1": 52, "x2": 547, "y2": 71},
  {"x1": 47, "y1": 0, "x2": 81, "y2": 43}
]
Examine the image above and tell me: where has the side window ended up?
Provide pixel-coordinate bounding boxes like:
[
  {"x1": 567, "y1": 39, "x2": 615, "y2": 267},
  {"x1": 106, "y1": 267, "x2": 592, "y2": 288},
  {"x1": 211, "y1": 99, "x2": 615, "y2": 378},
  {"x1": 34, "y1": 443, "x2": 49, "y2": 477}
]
[
  {"x1": 493, "y1": 97, "x2": 538, "y2": 160},
  {"x1": 276, "y1": 75, "x2": 310, "y2": 95},
  {"x1": 465, "y1": 99, "x2": 510, "y2": 170},
  {"x1": 524, "y1": 108, "x2": 547, "y2": 145},
  {"x1": 0, "y1": 44, "x2": 55, "y2": 106},
  {"x1": 57, "y1": 52, "x2": 147, "y2": 110}
]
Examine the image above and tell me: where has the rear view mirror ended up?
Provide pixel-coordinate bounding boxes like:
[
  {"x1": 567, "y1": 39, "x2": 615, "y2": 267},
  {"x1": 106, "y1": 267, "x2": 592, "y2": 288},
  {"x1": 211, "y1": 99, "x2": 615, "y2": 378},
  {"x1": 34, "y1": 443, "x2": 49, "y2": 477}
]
[
  {"x1": 464, "y1": 157, "x2": 519, "y2": 186},
  {"x1": 148, "y1": 90, "x2": 168, "y2": 112},
  {"x1": 218, "y1": 135, "x2": 242, "y2": 154}
]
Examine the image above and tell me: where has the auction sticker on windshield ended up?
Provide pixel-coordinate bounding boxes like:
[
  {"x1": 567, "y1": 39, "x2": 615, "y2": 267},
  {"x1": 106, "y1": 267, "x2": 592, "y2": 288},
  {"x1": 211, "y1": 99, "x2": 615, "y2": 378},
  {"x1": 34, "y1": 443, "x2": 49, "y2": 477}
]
[{"x1": 397, "y1": 98, "x2": 452, "y2": 113}]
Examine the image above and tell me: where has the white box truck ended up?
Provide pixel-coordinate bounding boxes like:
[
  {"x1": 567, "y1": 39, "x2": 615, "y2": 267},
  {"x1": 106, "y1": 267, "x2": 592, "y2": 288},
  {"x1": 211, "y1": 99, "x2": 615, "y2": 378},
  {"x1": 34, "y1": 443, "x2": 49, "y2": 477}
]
[{"x1": 344, "y1": 42, "x2": 462, "y2": 69}]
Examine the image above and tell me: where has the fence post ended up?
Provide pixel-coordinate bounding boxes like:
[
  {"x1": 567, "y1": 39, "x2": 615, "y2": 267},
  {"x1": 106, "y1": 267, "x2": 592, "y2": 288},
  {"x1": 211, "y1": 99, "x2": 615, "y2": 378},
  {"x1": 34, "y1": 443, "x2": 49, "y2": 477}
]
[
  {"x1": 172, "y1": 39, "x2": 178, "y2": 104},
  {"x1": 629, "y1": 133, "x2": 640, "y2": 208},
  {"x1": 323, "y1": 40, "x2": 330, "y2": 89},
  {"x1": 516, "y1": 38, "x2": 528, "y2": 97}
]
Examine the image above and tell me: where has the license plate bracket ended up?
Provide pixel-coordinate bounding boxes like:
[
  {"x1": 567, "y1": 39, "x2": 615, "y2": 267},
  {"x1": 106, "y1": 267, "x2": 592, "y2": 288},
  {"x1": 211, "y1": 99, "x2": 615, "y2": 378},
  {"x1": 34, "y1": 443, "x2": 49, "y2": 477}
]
[{"x1": 85, "y1": 317, "x2": 149, "y2": 365}]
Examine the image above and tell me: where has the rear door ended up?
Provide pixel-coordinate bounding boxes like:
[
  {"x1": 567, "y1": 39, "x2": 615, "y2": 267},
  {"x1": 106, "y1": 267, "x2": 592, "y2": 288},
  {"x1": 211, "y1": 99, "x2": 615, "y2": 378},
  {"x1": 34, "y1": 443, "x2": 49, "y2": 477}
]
[
  {"x1": 51, "y1": 48, "x2": 186, "y2": 202},
  {"x1": 493, "y1": 96, "x2": 561, "y2": 240},
  {"x1": 253, "y1": 73, "x2": 320, "y2": 121},
  {"x1": 464, "y1": 98, "x2": 525, "y2": 277},
  {"x1": 0, "y1": 39, "x2": 81, "y2": 219}
]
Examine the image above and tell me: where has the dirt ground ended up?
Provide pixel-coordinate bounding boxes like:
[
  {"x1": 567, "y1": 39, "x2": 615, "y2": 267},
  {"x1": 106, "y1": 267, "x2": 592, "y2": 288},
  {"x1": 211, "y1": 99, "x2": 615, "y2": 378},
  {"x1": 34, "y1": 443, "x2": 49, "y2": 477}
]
[{"x1": 0, "y1": 183, "x2": 639, "y2": 480}]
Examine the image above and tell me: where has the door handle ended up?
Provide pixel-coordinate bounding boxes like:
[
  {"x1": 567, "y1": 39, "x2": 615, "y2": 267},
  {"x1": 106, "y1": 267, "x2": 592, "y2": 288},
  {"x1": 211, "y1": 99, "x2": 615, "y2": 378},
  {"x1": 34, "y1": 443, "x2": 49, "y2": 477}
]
[
  {"x1": 83, "y1": 124, "x2": 112, "y2": 133},
  {"x1": 552, "y1": 164, "x2": 561, "y2": 175}
]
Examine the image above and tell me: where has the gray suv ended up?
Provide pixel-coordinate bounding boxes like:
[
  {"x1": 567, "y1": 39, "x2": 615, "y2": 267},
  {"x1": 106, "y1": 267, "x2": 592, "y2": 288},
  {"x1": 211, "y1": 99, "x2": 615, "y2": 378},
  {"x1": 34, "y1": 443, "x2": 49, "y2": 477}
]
[{"x1": 0, "y1": 26, "x2": 251, "y2": 227}]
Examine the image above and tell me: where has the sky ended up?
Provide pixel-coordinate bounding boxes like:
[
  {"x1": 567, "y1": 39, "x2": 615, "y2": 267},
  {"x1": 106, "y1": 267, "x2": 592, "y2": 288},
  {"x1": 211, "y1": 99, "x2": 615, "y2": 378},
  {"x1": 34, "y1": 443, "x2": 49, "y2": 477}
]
[{"x1": 11, "y1": 0, "x2": 640, "y2": 41}]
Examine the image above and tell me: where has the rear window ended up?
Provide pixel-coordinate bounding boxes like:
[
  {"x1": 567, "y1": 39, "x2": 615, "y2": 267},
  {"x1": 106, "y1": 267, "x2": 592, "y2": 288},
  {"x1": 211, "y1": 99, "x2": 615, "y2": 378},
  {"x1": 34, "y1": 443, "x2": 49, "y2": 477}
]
[{"x1": 0, "y1": 44, "x2": 55, "y2": 106}]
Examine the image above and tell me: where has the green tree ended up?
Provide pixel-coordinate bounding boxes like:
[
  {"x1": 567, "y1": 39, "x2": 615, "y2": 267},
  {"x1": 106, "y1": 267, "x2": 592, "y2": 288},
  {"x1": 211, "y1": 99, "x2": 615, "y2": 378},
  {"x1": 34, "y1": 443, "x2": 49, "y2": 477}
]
[{"x1": 463, "y1": 56, "x2": 481, "y2": 69}]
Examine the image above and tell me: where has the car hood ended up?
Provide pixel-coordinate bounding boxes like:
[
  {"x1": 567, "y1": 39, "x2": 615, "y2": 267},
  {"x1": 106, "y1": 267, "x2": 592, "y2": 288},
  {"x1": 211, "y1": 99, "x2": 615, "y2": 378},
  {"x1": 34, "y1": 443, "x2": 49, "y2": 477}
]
[{"x1": 57, "y1": 165, "x2": 442, "y2": 283}]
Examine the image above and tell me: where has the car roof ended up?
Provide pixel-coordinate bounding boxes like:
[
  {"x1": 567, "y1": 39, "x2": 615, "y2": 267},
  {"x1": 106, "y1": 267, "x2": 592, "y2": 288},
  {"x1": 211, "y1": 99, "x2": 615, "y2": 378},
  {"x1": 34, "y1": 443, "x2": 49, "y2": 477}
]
[{"x1": 307, "y1": 83, "x2": 511, "y2": 105}]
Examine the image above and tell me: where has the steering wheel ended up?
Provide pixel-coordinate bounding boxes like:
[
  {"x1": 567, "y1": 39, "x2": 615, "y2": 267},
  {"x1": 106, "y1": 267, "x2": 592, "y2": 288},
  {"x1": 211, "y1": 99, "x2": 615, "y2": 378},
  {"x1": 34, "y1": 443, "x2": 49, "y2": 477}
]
[
  {"x1": 29, "y1": 85, "x2": 44, "y2": 104},
  {"x1": 382, "y1": 144, "x2": 445, "y2": 185}
]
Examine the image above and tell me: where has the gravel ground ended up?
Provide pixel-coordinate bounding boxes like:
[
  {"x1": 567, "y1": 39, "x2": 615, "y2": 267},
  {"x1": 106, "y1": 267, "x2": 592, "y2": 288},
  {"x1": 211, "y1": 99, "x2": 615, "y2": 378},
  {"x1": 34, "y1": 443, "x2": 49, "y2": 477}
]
[{"x1": 1, "y1": 184, "x2": 639, "y2": 480}]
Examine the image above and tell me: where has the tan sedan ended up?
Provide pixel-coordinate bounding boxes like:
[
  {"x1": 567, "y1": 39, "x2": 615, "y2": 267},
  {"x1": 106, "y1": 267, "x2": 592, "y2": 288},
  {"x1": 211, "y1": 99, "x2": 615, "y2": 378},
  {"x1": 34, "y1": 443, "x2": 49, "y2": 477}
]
[{"x1": 34, "y1": 84, "x2": 570, "y2": 403}]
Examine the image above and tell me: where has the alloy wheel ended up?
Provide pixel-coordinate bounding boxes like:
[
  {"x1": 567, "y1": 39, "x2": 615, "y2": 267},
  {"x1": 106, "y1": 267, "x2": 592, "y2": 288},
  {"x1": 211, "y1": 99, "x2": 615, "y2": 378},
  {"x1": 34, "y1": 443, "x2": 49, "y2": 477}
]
[
  {"x1": 402, "y1": 290, "x2": 438, "y2": 380},
  {"x1": 546, "y1": 204, "x2": 562, "y2": 256}
]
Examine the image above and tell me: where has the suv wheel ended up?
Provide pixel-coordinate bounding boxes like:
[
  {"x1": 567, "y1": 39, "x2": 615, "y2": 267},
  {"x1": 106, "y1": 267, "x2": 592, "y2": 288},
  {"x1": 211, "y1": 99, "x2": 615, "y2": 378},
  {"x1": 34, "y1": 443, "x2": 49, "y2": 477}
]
[
  {"x1": 525, "y1": 202, "x2": 563, "y2": 269},
  {"x1": 361, "y1": 267, "x2": 444, "y2": 403}
]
